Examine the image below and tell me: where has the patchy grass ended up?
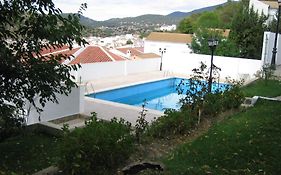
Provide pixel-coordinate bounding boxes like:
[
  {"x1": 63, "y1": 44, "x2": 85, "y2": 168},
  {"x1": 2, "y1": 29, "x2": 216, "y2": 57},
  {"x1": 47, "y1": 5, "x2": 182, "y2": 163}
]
[
  {"x1": 163, "y1": 100, "x2": 281, "y2": 174},
  {"x1": 242, "y1": 79, "x2": 281, "y2": 97},
  {"x1": 0, "y1": 132, "x2": 61, "y2": 174}
]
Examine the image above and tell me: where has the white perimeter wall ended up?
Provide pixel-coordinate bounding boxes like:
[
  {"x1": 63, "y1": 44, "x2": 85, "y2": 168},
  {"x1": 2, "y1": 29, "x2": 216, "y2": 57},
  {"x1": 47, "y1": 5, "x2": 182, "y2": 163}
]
[
  {"x1": 262, "y1": 32, "x2": 281, "y2": 66},
  {"x1": 26, "y1": 86, "x2": 84, "y2": 125},
  {"x1": 71, "y1": 53, "x2": 262, "y2": 83},
  {"x1": 162, "y1": 52, "x2": 262, "y2": 80},
  {"x1": 71, "y1": 58, "x2": 161, "y2": 82}
]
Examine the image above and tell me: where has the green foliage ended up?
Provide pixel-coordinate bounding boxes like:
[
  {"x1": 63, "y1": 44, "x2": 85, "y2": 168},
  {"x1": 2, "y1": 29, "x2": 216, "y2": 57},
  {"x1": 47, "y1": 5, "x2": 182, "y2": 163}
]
[
  {"x1": 0, "y1": 132, "x2": 61, "y2": 174},
  {"x1": 242, "y1": 79, "x2": 281, "y2": 97},
  {"x1": 221, "y1": 79, "x2": 245, "y2": 110},
  {"x1": 164, "y1": 100, "x2": 281, "y2": 174},
  {"x1": 230, "y1": 2, "x2": 267, "y2": 59},
  {"x1": 126, "y1": 39, "x2": 133, "y2": 45},
  {"x1": 0, "y1": 0, "x2": 87, "y2": 122},
  {"x1": 203, "y1": 92, "x2": 223, "y2": 117},
  {"x1": 135, "y1": 101, "x2": 149, "y2": 143},
  {"x1": 148, "y1": 109, "x2": 196, "y2": 138},
  {"x1": 191, "y1": 28, "x2": 240, "y2": 57},
  {"x1": 0, "y1": 106, "x2": 24, "y2": 141},
  {"x1": 196, "y1": 12, "x2": 221, "y2": 29},
  {"x1": 178, "y1": 63, "x2": 244, "y2": 122},
  {"x1": 59, "y1": 114, "x2": 134, "y2": 175},
  {"x1": 179, "y1": 0, "x2": 266, "y2": 59},
  {"x1": 177, "y1": 17, "x2": 195, "y2": 34},
  {"x1": 177, "y1": 1, "x2": 239, "y2": 33}
]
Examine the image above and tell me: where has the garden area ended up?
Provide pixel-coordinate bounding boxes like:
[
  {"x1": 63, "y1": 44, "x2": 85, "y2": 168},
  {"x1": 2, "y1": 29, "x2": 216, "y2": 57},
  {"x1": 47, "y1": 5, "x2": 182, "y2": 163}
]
[{"x1": 0, "y1": 78, "x2": 281, "y2": 175}]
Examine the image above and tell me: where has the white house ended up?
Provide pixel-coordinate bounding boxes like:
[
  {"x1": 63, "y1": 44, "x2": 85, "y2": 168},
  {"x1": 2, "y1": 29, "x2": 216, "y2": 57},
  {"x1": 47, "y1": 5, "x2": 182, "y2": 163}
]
[
  {"x1": 159, "y1": 24, "x2": 177, "y2": 31},
  {"x1": 144, "y1": 32, "x2": 193, "y2": 54},
  {"x1": 249, "y1": 0, "x2": 278, "y2": 24}
]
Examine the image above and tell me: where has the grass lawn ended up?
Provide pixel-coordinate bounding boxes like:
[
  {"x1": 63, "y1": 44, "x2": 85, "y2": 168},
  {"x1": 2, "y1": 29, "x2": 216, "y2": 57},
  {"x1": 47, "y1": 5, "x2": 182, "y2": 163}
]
[
  {"x1": 163, "y1": 100, "x2": 281, "y2": 174},
  {"x1": 242, "y1": 79, "x2": 281, "y2": 97},
  {"x1": 0, "y1": 132, "x2": 61, "y2": 174}
]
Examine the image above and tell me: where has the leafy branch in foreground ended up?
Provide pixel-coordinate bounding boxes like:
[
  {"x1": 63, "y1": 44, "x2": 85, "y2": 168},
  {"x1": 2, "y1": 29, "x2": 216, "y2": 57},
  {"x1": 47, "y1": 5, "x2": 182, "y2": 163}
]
[{"x1": 0, "y1": 0, "x2": 88, "y2": 130}]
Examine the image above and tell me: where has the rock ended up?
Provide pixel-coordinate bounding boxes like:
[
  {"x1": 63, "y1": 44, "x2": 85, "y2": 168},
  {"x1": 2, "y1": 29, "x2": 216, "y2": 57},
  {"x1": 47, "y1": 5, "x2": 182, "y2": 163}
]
[{"x1": 122, "y1": 162, "x2": 164, "y2": 175}]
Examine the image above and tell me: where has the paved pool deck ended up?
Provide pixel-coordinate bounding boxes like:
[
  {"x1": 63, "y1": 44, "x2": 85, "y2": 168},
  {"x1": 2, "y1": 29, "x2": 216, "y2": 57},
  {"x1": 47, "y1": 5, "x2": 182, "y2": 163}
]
[{"x1": 84, "y1": 71, "x2": 189, "y2": 94}]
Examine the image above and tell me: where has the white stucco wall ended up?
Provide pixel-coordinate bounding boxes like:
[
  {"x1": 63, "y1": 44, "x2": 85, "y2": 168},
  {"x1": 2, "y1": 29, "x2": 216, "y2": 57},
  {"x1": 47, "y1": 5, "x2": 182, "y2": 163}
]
[
  {"x1": 262, "y1": 32, "x2": 281, "y2": 66},
  {"x1": 144, "y1": 40, "x2": 192, "y2": 55},
  {"x1": 249, "y1": 0, "x2": 277, "y2": 24},
  {"x1": 26, "y1": 85, "x2": 85, "y2": 125},
  {"x1": 71, "y1": 58, "x2": 161, "y2": 83},
  {"x1": 162, "y1": 52, "x2": 262, "y2": 80}
]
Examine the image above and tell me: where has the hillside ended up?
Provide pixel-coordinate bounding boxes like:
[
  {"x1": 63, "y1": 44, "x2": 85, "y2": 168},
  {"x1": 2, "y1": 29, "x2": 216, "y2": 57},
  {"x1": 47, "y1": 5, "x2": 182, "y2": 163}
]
[{"x1": 74, "y1": 2, "x2": 227, "y2": 28}]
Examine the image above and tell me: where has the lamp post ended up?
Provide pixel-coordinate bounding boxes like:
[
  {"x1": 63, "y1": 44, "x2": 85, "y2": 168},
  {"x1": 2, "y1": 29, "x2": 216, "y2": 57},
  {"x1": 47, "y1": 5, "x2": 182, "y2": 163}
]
[
  {"x1": 208, "y1": 38, "x2": 219, "y2": 93},
  {"x1": 159, "y1": 48, "x2": 166, "y2": 71},
  {"x1": 271, "y1": 0, "x2": 281, "y2": 69}
]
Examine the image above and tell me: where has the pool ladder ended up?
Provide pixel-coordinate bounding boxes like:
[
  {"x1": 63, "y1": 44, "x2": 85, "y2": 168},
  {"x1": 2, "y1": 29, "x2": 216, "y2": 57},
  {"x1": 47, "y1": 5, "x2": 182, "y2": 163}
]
[
  {"x1": 85, "y1": 81, "x2": 96, "y2": 97},
  {"x1": 164, "y1": 70, "x2": 174, "y2": 77}
]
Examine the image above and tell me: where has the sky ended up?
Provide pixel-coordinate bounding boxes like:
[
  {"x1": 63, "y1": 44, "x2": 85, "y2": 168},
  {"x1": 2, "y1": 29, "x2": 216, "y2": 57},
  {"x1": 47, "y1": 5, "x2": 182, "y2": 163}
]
[{"x1": 53, "y1": 0, "x2": 229, "y2": 21}]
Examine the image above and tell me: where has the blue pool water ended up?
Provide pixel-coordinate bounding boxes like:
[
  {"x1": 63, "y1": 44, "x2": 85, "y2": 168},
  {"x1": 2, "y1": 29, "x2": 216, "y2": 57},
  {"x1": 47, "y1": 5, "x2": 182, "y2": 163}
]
[{"x1": 88, "y1": 78, "x2": 227, "y2": 111}]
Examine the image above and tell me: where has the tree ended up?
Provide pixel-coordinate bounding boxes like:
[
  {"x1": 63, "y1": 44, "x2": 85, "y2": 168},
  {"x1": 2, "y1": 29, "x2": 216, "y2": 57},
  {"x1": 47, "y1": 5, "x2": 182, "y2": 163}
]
[
  {"x1": 191, "y1": 28, "x2": 240, "y2": 57},
  {"x1": 126, "y1": 39, "x2": 133, "y2": 45},
  {"x1": 230, "y1": 0, "x2": 267, "y2": 59},
  {"x1": 195, "y1": 12, "x2": 221, "y2": 29},
  {"x1": 0, "y1": 0, "x2": 87, "y2": 128},
  {"x1": 177, "y1": 17, "x2": 195, "y2": 34}
]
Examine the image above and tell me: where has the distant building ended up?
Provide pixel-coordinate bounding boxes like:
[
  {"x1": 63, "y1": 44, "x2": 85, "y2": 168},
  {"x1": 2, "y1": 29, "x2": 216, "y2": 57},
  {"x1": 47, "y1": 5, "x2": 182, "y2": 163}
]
[
  {"x1": 158, "y1": 25, "x2": 177, "y2": 32},
  {"x1": 249, "y1": 0, "x2": 278, "y2": 24},
  {"x1": 144, "y1": 32, "x2": 193, "y2": 54},
  {"x1": 208, "y1": 28, "x2": 231, "y2": 38}
]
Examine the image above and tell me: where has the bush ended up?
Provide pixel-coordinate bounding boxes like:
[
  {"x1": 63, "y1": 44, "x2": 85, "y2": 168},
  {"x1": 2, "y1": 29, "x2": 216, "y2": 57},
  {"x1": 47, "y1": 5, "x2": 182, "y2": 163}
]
[
  {"x1": 59, "y1": 115, "x2": 134, "y2": 175},
  {"x1": 203, "y1": 92, "x2": 223, "y2": 117},
  {"x1": 0, "y1": 107, "x2": 24, "y2": 142},
  {"x1": 221, "y1": 83, "x2": 244, "y2": 110},
  {"x1": 148, "y1": 109, "x2": 196, "y2": 138}
]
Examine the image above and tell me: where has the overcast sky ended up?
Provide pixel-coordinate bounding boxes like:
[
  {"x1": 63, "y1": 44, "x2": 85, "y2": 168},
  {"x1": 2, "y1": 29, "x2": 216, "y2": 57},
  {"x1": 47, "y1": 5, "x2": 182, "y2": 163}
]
[{"x1": 53, "y1": 0, "x2": 229, "y2": 21}]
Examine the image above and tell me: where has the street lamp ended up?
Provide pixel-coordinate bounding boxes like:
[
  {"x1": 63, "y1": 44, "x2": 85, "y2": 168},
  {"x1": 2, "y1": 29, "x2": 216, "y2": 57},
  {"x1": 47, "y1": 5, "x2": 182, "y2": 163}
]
[
  {"x1": 208, "y1": 38, "x2": 219, "y2": 93},
  {"x1": 159, "y1": 48, "x2": 166, "y2": 71},
  {"x1": 271, "y1": 0, "x2": 281, "y2": 69}
]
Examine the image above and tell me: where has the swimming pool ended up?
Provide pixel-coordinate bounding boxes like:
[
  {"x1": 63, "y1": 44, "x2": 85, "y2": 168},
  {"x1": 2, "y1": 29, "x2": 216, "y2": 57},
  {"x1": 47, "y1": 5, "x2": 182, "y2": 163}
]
[{"x1": 88, "y1": 78, "x2": 226, "y2": 111}]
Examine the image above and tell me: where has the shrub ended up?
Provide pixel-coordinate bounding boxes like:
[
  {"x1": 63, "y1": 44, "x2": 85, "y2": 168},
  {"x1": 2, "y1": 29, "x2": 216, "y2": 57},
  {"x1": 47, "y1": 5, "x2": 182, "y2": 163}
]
[
  {"x1": 135, "y1": 102, "x2": 149, "y2": 143},
  {"x1": 59, "y1": 115, "x2": 134, "y2": 175},
  {"x1": 221, "y1": 80, "x2": 245, "y2": 110},
  {"x1": 148, "y1": 109, "x2": 196, "y2": 138},
  {"x1": 0, "y1": 106, "x2": 24, "y2": 142},
  {"x1": 203, "y1": 92, "x2": 223, "y2": 117}
]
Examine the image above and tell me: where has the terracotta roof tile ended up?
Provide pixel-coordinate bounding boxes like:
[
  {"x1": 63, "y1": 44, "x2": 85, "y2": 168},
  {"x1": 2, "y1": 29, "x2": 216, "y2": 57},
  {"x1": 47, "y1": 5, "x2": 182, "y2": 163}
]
[
  {"x1": 137, "y1": 53, "x2": 160, "y2": 59},
  {"x1": 70, "y1": 46, "x2": 113, "y2": 64},
  {"x1": 108, "y1": 52, "x2": 125, "y2": 61},
  {"x1": 146, "y1": 32, "x2": 193, "y2": 43}
]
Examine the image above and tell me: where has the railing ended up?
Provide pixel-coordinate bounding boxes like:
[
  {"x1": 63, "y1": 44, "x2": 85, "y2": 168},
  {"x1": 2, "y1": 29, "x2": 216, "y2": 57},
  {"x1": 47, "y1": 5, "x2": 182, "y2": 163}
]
[{"x1": 85, "y1": 81, "x2": 96, "y2": 97}]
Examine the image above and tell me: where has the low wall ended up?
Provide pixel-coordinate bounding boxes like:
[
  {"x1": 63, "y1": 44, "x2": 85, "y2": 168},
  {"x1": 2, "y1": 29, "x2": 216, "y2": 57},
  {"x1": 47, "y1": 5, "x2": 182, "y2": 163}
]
[
  {"x1": 72, "y1": 58, "x2": 161, "y2": 83},
  {"x1": 26, "y1": 85, "x2": 85, "y2": 125},
  {"x1": 162, "y1": 53, "x2": 262, "y2": 80}
]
